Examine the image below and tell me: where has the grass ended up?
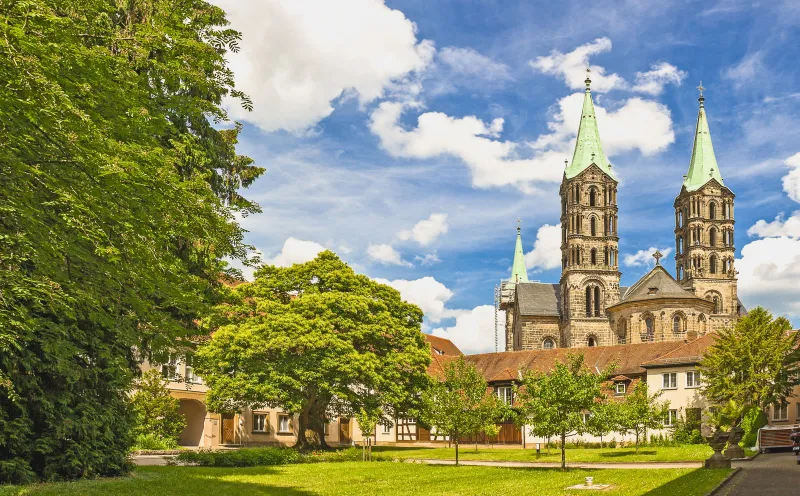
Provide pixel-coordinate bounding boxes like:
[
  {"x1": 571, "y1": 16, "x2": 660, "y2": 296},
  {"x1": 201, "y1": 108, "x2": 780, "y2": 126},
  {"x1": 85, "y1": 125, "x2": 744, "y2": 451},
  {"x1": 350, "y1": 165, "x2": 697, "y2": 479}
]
[
  {"x1": 371, "y1": 444, "x2": 717, "y2": 463},
  {"x1": 0, "y1": 462, "x2": 732, "y2": 496}
]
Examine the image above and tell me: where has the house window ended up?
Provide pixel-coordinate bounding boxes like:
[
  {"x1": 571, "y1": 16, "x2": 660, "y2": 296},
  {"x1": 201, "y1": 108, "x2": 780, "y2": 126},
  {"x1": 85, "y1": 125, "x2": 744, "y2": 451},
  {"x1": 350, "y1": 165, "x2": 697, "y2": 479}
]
[
  {"x1": 161, "y1": 355, "x2": 179, "y2": 381},
  {"x1": 662, "y1": 373, "x2": 677, "y2": 389},
  {"x1": 496, "y1": 386, "x2": 513, "y2": 405},
  {"x1": 773, "y1": 403, "x2": 788, "y2": 421},
  {"x1": 542, "y1": 338, "x2": 555, "y2": 349},
  {"x1": 582, "y1": 412, "x2": 592, "y2": 424},
  {"x1": 278, "y1": 414, "x2": 291, "y2": 434},
  {"x1": 615, "y1": 383, "x2": 626, "y2": 395},
  {"x1": 253, "y1": 413, "x2": 267, "y2": 433},
  {"x1": 686, "y1": 371, "x2": 701, "y2": 388},
  {"x1": 383, "y1": 423, "x2": 391, "y2": 435},
  {"x1": 665, "y1": 409, "x2": 678, "y2": 427}
]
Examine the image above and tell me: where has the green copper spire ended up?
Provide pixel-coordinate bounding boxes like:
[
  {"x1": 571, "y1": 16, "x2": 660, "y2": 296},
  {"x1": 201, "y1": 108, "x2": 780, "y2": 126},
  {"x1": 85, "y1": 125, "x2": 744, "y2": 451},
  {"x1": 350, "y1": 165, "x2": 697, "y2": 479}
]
[
  {"x1": 510, "y1": 221, "x2": 528, "y2": 284},
  {"x1": 684, "y1": 82, "x2": 724, "y2": 192},
  {"x1": 564, "y1": 69, "x2": 615, "y2": 180}
]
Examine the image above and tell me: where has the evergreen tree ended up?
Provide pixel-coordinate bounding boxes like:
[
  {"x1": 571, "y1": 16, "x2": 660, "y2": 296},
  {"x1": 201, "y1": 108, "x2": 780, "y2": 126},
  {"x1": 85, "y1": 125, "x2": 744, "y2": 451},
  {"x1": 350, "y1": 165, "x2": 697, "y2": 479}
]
[{"x1": 0, "y1": 0, "x2": 262, "y2": 481}]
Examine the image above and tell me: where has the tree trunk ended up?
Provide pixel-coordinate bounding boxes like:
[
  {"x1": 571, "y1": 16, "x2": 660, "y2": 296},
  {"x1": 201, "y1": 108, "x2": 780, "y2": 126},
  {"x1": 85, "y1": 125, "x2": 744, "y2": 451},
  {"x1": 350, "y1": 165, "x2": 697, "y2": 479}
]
[
  {"x1": 455, "y1": 429, "x2": 460, "y2": 466},
  {"x1": 635, "y1": 431, "x2": 640, "y2": 452},
  {"x1": 560, "y1": 432, "x2": 566, "y2": 471},
  {"x1": 294, "y1": 406, "x2": 311, "y2": 450}
]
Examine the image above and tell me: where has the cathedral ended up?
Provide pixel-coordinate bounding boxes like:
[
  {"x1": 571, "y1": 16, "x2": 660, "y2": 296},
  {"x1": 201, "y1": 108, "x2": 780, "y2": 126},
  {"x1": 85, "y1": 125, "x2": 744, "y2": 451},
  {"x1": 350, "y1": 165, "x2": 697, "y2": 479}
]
[{"x1": 501, "y1": 74, "x2": 745, "y2": 351}]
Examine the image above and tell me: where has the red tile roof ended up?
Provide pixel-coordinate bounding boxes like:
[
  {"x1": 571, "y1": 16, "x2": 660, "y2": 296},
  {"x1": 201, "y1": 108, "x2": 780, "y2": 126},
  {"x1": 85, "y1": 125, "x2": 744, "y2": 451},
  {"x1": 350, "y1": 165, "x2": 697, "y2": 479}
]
[
  {"x1": 640, "y1": 333, "x2": 717, "y2": 368},
  {"x1": 424, "y1": 334, "x2": 463, "y2": 357}
]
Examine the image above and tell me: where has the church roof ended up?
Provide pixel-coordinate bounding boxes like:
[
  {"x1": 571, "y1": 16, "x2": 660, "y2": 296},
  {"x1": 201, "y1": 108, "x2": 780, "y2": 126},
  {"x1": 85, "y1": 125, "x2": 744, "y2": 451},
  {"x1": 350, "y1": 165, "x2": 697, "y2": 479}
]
[
  {"x1": 516, "y1": 282, "x2": 629, "y2": 317},
  {"x1": 509, "y1": 225, "x2": 529, "y2": 285},
  {"x1": 564, "y1": 72, "x2": 615, "y2": 180},
  {"x1": 611, "y1": 264, "x2": 700, "y2": 307},
  {"x1": 641, "y1": 333, "x2": 718, "y2": 368},
  {"x1": 683, "y1": 91, "x2": 724, "y2": 192}
]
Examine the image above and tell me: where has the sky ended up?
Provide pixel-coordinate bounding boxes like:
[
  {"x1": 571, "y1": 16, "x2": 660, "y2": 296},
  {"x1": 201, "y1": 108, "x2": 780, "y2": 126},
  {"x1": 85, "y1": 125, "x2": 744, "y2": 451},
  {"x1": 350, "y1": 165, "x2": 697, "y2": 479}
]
[{"x1": 212, "y1": 0, "x2": 800, "y2": 354}]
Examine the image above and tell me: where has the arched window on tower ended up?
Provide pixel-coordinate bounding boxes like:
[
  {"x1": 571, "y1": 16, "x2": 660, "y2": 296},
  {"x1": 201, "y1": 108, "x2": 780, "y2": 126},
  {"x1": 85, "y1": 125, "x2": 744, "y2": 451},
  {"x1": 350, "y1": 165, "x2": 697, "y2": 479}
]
[
  {"x1": 585, "y1": 286, "x2": 592, "y2": 316},
  {"x1": 589, "y1": 188, "x2": 597, "y2": 207},
  {"x1": 677, "y1": 264, "x2": 683, "y2": 280},
  {"x1": 590, "y1": 217, "x2": 597, "y2": 236},
  {"x1": 591, "y1": 249, "x2": 597, "y2": 265},
  {"x1": 710, "y1": 255, "x2": 717, "y2": 274},
  {"x1": 594, "y1": 286, "x2": 601, "y2": 317},
  {"x1": 710, "y1": 228, "x2": 717, "y2": 247},
  {"x1": 709, "y1": 202, "x2": 717, "y2": 220},
  {"x1": 604, "y1": 247, "x2": 609, "y2": 265},
  {"x1": 677, "y1": 236, "x2": 683, "y2": 254}
]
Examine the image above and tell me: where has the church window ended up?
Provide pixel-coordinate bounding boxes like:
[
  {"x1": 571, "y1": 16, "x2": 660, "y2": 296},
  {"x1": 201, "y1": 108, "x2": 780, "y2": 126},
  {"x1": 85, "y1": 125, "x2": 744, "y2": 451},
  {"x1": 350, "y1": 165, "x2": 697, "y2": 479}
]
[
  {"x1": 588, "y1": 336, "x2": 596, "y2": 347},
  {"x1": 585, "y1": 287, "x2": 592, "y2": 316},
  {"x1": 677, "y1": 236, "x2": 683, "y2": 254},
  {"x1": 593, "y1": 286, "x2": 601, "y2": 317},
  {"x1": 676, "y1": 264, "x2": 683, "y2": 280},
  {"x1": 617, "y1": 320, "x2": 627, "y2": 344},
  {"x1": 713, "y1": 296, "x2": 721, "y2": 314},
  {"x1": 590, "y1": 217, "x2": 597, "y2": 236},
  {"x1": 644, "y1": 317, "x2": 655, "y2": 342},
  {"x1": 543, "y1": 338, "x2": 555, "y2": 349},
  {"x1": 709, "y1": 255, "x2": 717, "y2": 274},
  {"x1": 672, "y1": 315, "x2": 684, "y2": 334},
  {"x1": 709, "y1": 202, "x2": 717, "y2": 220},
  {"x1": 591, "y1": 249, "x2": 597, "y2": 265},
  {"x1": 710, "y1": 228, "x2": 717, "y2": 246},
  {"x1": 604, "y1": 247, "x2": 609, "y2": 265},
  {"x1": 589, "y1": 188, "x2": 597, "y2": 206}
]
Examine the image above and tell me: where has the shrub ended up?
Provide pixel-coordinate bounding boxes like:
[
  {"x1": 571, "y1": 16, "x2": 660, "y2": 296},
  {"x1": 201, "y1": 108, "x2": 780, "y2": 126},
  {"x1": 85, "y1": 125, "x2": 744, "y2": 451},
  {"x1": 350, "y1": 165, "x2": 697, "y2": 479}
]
[
  {"x1": 741, "y1": 407, "x2": 768, "y2": 448},
  {"x1": 175, "y1": 446, "x2": 395, "y2": 467},
  {"x1": 132, "y1": 370, "x2": 186, "y2": 444},
  {"x1": 133, "y1": 434, "x2": 179, "y2": 451}
]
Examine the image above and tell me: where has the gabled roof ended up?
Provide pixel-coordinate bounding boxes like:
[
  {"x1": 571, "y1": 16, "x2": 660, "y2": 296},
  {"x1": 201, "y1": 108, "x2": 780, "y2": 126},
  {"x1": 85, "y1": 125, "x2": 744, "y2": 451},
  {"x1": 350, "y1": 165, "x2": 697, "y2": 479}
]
[
  {"x1": 564, "y1": 74, "x2": 615, "y2": 180},
  {"x1": 425, "y1": 334, "x2": 463, "y2": 357},
  {"x1": 609, "y1": 265, "x2": 702, "y2": 309},
  {"x1": 684, "y1": 95, "x2": 724, "y2": 192},
  {"x1": 466, "y1": 341, "x2": 685, "y2": 381},
  {"x1": 641, "y1": 333, "x2": 717, "y2": 368},
  {"x1": 516, "y1": 282, "x2": 561, "y2": 316}
]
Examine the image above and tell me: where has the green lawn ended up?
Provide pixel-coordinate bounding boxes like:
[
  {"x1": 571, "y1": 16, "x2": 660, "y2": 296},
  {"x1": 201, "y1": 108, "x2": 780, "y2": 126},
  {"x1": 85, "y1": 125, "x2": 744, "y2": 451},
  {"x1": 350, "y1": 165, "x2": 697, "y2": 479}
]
[
  {"x1": 0, "y1": 462, "x2": 732, "y2": 496},
  {"x1": 372, "y1": 444, "x2": 716, "y2": 463}
]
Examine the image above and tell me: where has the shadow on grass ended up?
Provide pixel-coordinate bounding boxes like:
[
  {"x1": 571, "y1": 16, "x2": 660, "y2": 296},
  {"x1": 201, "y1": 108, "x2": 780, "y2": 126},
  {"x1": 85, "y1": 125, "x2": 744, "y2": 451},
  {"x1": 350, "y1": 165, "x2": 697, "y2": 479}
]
[
  {"x1": 599, "y1": 450, "x2": 657, "y2": 458},
  {"x1": 639, "y1": 468, "x2": 733, "y2": 496}
]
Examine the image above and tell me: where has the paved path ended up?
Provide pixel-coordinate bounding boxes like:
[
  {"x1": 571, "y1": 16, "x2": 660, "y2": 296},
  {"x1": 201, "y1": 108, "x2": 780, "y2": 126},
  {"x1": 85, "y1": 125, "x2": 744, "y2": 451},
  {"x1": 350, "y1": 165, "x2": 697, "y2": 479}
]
[
  {"x1": 134, "y1": 455, "x2": 177, "y2": 466},
  {"x1": 407, "y1": 458, "x2": 703, "y2": 469},
  {"x1": 719, "y1": 452, "x2": 800, "y2": 495}
]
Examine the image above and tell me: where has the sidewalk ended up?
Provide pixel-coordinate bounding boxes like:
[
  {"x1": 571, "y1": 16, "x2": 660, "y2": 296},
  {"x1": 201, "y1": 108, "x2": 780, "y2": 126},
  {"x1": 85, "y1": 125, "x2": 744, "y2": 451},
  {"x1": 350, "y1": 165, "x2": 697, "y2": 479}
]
[{"x1": 406, "y1": 458, "x2": 703, "y2": 469}]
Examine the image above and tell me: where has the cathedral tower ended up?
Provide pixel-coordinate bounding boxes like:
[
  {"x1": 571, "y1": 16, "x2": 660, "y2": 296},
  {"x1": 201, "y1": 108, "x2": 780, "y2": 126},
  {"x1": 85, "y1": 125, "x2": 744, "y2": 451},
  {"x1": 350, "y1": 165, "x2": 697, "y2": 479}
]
[
  {"x1": 559, "y1": 71, "x2": 621, "y2": 347},
  {"x1": 500, "y1": 223, "x2": 528, "y2": 351},
  {"x1": 673, "y1": 85, "x2": 739, "y2": 331}
]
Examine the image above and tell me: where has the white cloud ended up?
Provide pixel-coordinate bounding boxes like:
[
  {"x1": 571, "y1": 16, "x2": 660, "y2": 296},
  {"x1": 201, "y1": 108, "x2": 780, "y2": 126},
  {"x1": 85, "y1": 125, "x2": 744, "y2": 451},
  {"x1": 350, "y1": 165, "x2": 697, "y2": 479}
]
[
  {"x1": 431, "y1": 305, "x2": 498, "y2": 354},
  {"x1": 438, "y1": 47, "x2": 512, "y2": 82},
  {"x1": 632, "y1": 62, "x2": 687, "y2": 95},
  {"x1": 264, "y1": 237, "x2": 326, "y2": 267},
  {"x1": 747, "y1": 213, "x2": 800, "y2": 238},
  {"x1": 524, "y1": 224, "x2": 562, "y2": 271},
  {"x1": 623, "y1": 247, "x2": 673, "y2": 267},
  {"x1": 414, "y1": 252, "x2": 441, "y2": 266},
  {"x1": 782, "y1": 153, "x2": 800, "y2": 202},
  {"x1": 213, "y1": 0, "x2": 435, "y2": 133},
  {"x1": 724, "y1": 51, "x2": 766, "y2": 88},
  {"x1": 737, "y1": 236, "x2": 800, "y2": 318},
  {"x1": 398, "y1": 213, "x2": 449, "y2": 246},
  {"x1": 366, "y1": 243, "x2": 411, "y2": 266},
  {"x1": 375, "y1": 276, "x2": 454, "y2": 323},
  {"x1": 530, "y1": 38, "x2": 626, "y2": 93}
]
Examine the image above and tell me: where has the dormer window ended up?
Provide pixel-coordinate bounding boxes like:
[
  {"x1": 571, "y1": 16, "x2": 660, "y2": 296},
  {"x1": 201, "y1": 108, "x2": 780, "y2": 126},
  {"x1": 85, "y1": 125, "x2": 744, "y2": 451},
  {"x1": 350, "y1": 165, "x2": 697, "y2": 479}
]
[{"x1": 647, "y1": 287, "x2": 659, "y2": 295}]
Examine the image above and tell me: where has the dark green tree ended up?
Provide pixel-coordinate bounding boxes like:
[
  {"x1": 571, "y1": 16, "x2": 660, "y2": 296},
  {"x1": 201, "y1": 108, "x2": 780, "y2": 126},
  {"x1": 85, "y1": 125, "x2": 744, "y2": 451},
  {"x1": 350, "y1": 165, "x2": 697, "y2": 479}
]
[
  {"x1": 195, "y1": 252, "x2": 432, "y2": 450},
  {"x1": 0, "y1": 0, "x2": 262, "y2": 482},
  {"x1": 419, "y1": 356, "x2": 508, "y2": 465},
  {"x1": 132, "y1": 370, "x2": 187, "y2": 446}
]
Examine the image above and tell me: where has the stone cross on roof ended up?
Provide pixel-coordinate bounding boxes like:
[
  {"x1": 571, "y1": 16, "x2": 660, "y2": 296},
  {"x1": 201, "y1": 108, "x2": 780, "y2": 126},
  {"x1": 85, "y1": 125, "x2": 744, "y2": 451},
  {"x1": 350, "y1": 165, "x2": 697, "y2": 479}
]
[{"x1": 653, "y1": 250, "x2": 664, "y2": 265}]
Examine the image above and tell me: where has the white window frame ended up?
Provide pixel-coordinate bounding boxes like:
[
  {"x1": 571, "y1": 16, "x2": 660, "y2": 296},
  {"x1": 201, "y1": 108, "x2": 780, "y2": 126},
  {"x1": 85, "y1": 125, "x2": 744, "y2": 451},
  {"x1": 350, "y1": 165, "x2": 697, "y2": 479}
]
[
  {"x1": 662, "y1": 372, "x2": 677, "y2": 390},
  {"x1": 773, "y1": 403, "x2": 788, "y2": 421},
  {"x1": 686, "y1": 371, "x2": 701, "y2": 388},
  {"x1": 252, "y1": 413, "x2": 267, "y2": 433},
  {"x1": 161, "y1": 355, "x2": 179, "y2": 381},
  {"x1": 582, "y1": 412, "x2": 592, "y2": 424},
  {"x1": 496, "y1": 386, "x2": 513, "y2": 405},
  {"x1": 382, "y1": 423, "x2": 391, "y2": 435},
  {"x1": 665, "y1": 409, "x2": 678, "y2": 426},
  {"x1": 615, "y1": 383, "x2": 626, "y2": 395},
  {"x1": 278, "y1": 414, "x2": 291, "y2": 434}
]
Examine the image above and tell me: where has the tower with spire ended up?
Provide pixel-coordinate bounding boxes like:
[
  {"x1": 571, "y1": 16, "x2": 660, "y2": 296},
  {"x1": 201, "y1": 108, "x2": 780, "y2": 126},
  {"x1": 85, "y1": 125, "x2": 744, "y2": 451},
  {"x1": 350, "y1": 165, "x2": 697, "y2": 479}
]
[
  {"x1": 500, "y1": 221, "x2": 529, "y2": 350},
  {"x1": 558, "y1": 69, "x2": 621, "y2": 348},
  {"x1": 673, "y1": 84, "x2": 740, "y2": 329}
]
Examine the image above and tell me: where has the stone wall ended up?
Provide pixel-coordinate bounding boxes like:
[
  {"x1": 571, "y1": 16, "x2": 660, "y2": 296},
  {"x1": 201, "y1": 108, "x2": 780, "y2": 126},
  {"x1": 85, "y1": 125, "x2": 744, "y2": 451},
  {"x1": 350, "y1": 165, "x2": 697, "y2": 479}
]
[
  {"x1": 607, "y1": 299, "x2": 716, "y2": 344},
  {"x1": 514, "y1": 315, "x2": 561, "y2": 350}
]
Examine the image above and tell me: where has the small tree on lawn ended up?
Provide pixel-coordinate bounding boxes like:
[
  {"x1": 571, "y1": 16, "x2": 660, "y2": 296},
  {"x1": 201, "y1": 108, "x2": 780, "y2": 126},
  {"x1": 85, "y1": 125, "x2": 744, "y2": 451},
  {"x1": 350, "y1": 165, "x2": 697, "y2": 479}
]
[
  {"x1": 516, "y1": 353, "x2": 611, "y2": 470},
  {"x1": 420, "y1": 356, "x2": 507, "y2": 465},
  {"x1": 587, "y1": 401, "x2": 618, "y2": 446},
  {"x1": 615, "y1": 382, "x2": 669, "y2": 451},
  {"x1": 132, "y1": 370, "x2": 186, "y2": 447},
  {"x1": 699, "y1": 307, "x2": 800, "y2": 438},
  {"x1": 354, "y1": 405, "x2": 381, "y2": 461}
]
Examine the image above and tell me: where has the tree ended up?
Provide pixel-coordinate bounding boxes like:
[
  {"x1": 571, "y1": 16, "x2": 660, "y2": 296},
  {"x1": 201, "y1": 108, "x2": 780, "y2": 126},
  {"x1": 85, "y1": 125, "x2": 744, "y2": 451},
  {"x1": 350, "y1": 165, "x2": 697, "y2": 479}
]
[
  {"x1": 615, "y1": 383, "x2": 669, "y2": 451},
  {"x1": 700, "y1": 307, "x2": 800, "y2": 428},
  {"x1": 132, "y1": 370, "x2": 187, "y2": 446},
  {"x1": 516, "y1": 354, "x2": 611, "y2": 470},
  {"x1": 419, "y1": 356, "x2": 508, "y2": 465},
  {"x1": 195, "y1": 252, "x2": 431, "y2": 450},
  {"x1": 586, "y1": 401, "x2": 618, "y2": 445},
  {"x1": 0, "y1": 0, "x2": 262, "y2": 482}
]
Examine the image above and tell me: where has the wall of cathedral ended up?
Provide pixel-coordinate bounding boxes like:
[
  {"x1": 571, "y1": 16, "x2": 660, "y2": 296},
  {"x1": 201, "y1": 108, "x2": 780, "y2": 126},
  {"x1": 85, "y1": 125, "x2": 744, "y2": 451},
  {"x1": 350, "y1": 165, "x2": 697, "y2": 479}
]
[
  {"x1": 607, "y1": 300, "x2": 715, "y2": 344},
  {"x1": 561, "y1": 319, "x2": 616, "y2": 348},
  {"x1": 513, "y1": 315, "x2": 561, "y2": 350}
]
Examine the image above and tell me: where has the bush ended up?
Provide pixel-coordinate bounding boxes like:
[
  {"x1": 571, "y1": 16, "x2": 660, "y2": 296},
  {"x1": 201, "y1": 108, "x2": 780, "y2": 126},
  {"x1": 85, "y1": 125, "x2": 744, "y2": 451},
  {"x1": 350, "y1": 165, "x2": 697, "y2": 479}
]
[
  {"x1": 133, "y1": 434, "x2": 179, "y2": 451},
  {"x1": 175, "y1": 446, "x2": 395, "y2": 467},
  {"x1": 741, "y1": 408, "x2": 768, "y2": 448}
]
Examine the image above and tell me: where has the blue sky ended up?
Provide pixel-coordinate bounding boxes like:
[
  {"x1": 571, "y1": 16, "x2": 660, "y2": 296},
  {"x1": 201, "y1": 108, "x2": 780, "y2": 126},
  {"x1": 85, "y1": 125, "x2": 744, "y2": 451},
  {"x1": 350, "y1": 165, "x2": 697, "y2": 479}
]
[{"x1": 215, "y1": 0, "x2": 800, "y2": 353}]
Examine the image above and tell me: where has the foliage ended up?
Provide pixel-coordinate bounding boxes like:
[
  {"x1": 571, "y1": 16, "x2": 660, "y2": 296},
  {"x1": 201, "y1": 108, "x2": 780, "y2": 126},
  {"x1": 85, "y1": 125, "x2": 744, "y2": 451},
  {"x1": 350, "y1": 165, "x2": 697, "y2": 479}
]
[
  {"x1": 174, "y1": 446, "x2": 395, "y2": 467},
  {"x1": 0, "y1": 0, "x2": 263, "y2": 482},
  {"x1": 586, "y1": 401, "x2": 618, "y2": 442},
  {"x1": 700, "y1": 307, "x2": 800, "y2": 423},
  {"x1": 195, "y1": 252, "x2": 431, "y2": 449},
  {"x1": 132, "y1": 434, "x2": 179, "y2": 452},
  {"x1": 614, "y1": 383, "x2": 669, "y2": 451},
  {"x1": 131, "y1": 370, "x2": 186, "y2": 444},
  {"x1": 0, "y1": 463, "x2": 735, "y2": 496},
  {"x1": 515, "y1": 353, "x2": 612, "y2": 469},
  {"x1": 419, "y1": 356, "x2": 508, "y2": 465},
  {"x1": 740, "y1": 407, "x2": 768, "y2": 448}
]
